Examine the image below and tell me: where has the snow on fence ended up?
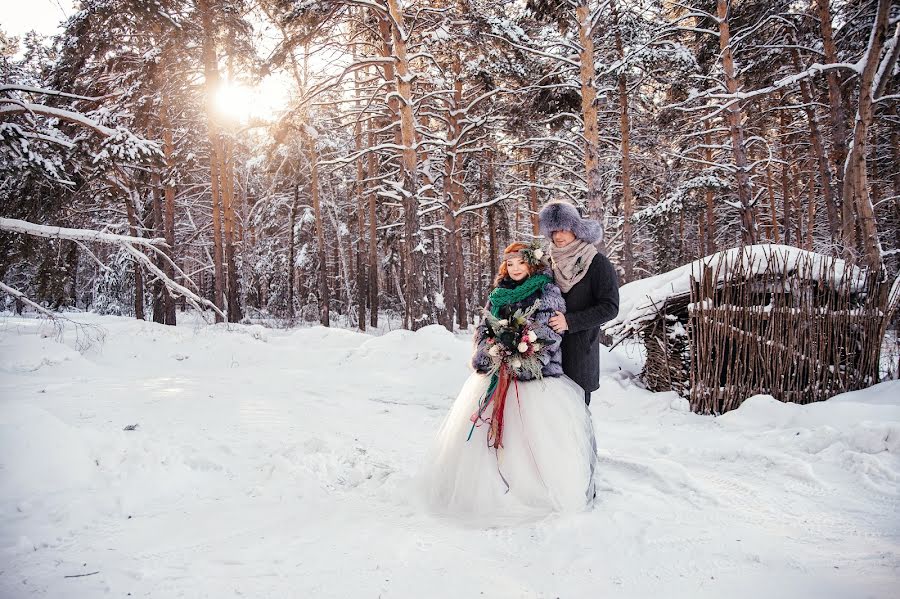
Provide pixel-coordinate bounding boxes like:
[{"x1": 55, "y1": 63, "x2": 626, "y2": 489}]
[
  {"x1": 608, "y1": 245, "x2": 899, "y2": 414},
  {"x1": 688, "y1": 248, "x2": 896, "y2": 413}
]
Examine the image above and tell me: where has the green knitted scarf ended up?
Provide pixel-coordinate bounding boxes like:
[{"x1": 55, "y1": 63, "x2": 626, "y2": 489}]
[{"x1": 487, "y1": 274, "x2": 551, "y2": 317}]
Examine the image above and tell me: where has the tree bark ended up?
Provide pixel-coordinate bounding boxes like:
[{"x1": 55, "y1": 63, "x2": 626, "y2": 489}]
[
  {"x1": 222, "y1": 139, "x2": 242, "y2": 322},
  {"x1": 791, "y1": 48, "x2": 839, "y2": 245},
  {"x1": 764, "y1": 161, "x2": 780, "y2": 243},
  {"x1": 199, "y1": 0, "x2": 225, "y2": 322},
  {"x1": 367, "y1": 127, "x2": 379, "y2": 328},
  {"x1": 150, "y1": 175, "x2": 166, "y2": 323},
  {"x1": 159, "y1": 77, "x2": 177, "y2": 325},
  {"x1": 841, "y1": 0, "x2": 891, "y2": 269},
  {"x1": 816, "y1": 0, "x2": 850, "y2": 215},
  {"x1": 485, "y1": 150, "x2": 498, "y2": 283},
  {"x1": 703, "y1": 122, "x2": 716, "y2": 254},
  {"x1": 716, "y1": 0, "x2": 757, "y2": 245},
  {"x1": 354, "y1": 50, "x2": 367, "y2": 331},
  {"x1": 124, "y1": 190, "x2": 145, "y2": 320},
  {"x1": 386, "y1": 0, "x2": 427, "y2": 329},
  {"x1": 287, "y1": 182, "x2": 298, "y2": 323},
  {"x1": 613, "y1": 1, "x2": 634, "y2": 280},
  {"x1": 444, "y1": 54, "x2": 469, "y2": 329},
  {"x1": 487, "y1": 207, "x2": 497, "y2": 282},
  {"x1": 807, "y1": 160, "x2": 815, "y2": 250},
  {"x1": 525, "y1": 148, "x2": 539, "y2": 235},
  {"x1": 892, "y1": 105, "x2": 900, "y2": 274},
  {"x1": 305, "y1": 129, "x2": 330, "y2": 326},
  {"x1": 778, "y1": 104, "x2": 795, "y2": 246},
  {"x1": 576, "y1": 3, "x2": 603, "y2": 225}
]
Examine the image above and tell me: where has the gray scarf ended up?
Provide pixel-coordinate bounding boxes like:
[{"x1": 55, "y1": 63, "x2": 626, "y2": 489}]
[{"x1": 549, "y1": 239, "x2": 597, "y2": 293}]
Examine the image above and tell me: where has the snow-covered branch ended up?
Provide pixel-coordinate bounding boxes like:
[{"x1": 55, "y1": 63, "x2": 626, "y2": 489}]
[{"x1": 0, "y1": 218, "x2": 168, "y2": 249}]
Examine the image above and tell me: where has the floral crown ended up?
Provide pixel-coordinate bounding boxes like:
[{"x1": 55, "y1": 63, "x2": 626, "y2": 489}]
[{"x1": 503, "y1": 241, "x2": 549, "y2": 268}]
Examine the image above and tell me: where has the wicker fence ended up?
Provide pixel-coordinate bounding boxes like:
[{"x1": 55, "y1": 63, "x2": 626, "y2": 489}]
[{"x1": 688, "y1": 249, "x2": 897, "y2": 414}]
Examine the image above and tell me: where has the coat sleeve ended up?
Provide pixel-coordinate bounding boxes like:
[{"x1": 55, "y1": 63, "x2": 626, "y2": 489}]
[
  {"x1": 531, "y1": 282, "x2": 564, "y2": 366},
  {"x1": 564, "y1": 253, "x2": 620, "y2": 334},
  {"x1": 471, "y1": 299, "x2": 493, "y2": 372}
]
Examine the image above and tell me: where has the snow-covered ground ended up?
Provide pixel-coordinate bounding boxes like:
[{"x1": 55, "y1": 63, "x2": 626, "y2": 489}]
[{"x1": 1, "y1": 313, "x2": 898, "y2": 598}]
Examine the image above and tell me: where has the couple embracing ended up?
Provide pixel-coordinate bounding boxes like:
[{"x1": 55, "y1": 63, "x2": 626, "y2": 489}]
[{"x1": 423, "y1": 201, "x2": 620, "y2": 519}]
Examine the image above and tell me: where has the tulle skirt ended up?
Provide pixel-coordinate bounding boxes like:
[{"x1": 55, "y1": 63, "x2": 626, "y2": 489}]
[{"x1": 420, "y1": 372, "x2": 597, "y2": 523}]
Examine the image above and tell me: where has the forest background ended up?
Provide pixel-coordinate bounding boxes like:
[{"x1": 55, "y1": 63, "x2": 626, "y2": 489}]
[{"x1": 1, "y1": 0, "x2": 897, "y2": 333}]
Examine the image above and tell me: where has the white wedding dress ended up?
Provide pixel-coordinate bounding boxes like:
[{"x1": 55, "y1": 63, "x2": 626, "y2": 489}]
[{"x1": 421, "y1": 371, "x2": 597, "y2": 523}]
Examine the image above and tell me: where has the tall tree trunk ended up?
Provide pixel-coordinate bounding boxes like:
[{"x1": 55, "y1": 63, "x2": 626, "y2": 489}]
[
  {"x1": 576, "y1": 2, "x2": 603, "y2": 225},
  {"x1": 327, "y1": 200, "x2": 355, "y2": 324},
  {"x1": 124, "y1": 190, "x2": 145, "y2": 320},
  {"x1": 613, "y1": 1, "x2": 634, "y2": 280},
  {"x1": 816, "y1": 0, "x2": 849, "y2": 216},
  {"x1": 287, "y1": 182, "x2": 298, "y2": 323},
  {"x1": 354, "y1": 53, "x2": 367, "y2": 331},
  {"x1": 703, "y1": 122, "x2": 717, "y2": 254},
  {"x1": 160, "y1": 77, "x2": 177, "y2": 325},
  {"x1": 841, "y1": 0, "x2": 892, "y2": 269},
  {"x1": 444, "y1": 54, "x2": 469, "y2": 329},
  {"x1": 791, "y1": 48, "x2": 839, "y2": 245},
  {"x1": 525, "y1": 147, "x2": 539, "y2": 235},
  {"x1": 455, "y1": 220, "x2": 467, "y2": 327},
  {"x1": 442, "y1": 173, "x2": 460, "y2": 330},
  {"x1": 298, "y1": 43, "x2": 330, "y2": 326},
  {"x1": 305, "y1": 130, "x2": 330, "y2": 326},
  {"x1": 716, "y1": 0, "x2": 757, "y2": 245},
  {"x1": 199, "y1": 0, "x2": 225, "y2": 322},
  {"x1": 377, "y1": 16, "x2": 403, "y2": 146},
  {"x1": 386, "y1": 0, "x2": 427, "y2": 329},
  {"x1": 764, "y1": 161, "x2": 780, "y2": 243},
  {"x1": 891, "y1": 105, "x2": 900, "y2": 274},
  {"x1": 473, "y1": 210, "x2": 484, "y2": 303},
  {"x1": 807, "y1": 160, "x2": 816, "y2": 250},
  {"x1": 222, "y1": 139, "x2": 242, "y2": 322},
  {"x1": 150, "y1": 175, "x2": 166, "y2": 323},
  {"x1": 487, "y1": 207, "x2": 497, "y2": 282},
  {"x1": 485, "y1": 151, "x2": 498, "y2": 283},
  {"x1": 778, "y1": 104, "x2": 794, "y2": 246},
  {"x1": 367, "y1": 127, "x2": 379, "y2": 328}
]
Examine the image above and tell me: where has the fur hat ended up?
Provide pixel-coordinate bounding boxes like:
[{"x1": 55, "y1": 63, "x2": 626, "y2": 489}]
[{"x1": 538, "y1": 201, "x2": 603, "y2": 244}]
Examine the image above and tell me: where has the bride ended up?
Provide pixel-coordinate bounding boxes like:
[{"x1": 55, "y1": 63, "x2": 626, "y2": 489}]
[{"x1": 421, "y1": 241, "x2": 597, "y2": 521}]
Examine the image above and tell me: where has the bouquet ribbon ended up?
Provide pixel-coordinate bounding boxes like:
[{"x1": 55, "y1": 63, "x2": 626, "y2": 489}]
[{"x1": 467, "y1": 363, "x2": 512, "y2": 449}]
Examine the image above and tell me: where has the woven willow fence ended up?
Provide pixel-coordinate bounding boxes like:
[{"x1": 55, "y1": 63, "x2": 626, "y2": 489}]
[{"x1": 688, "y1": 249, "x2": 897, "y2": 414}]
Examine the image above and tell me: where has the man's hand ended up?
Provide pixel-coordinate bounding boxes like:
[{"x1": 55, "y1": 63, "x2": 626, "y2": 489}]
[{"x1": 549, "y1": 311, "x2": 569, "y2": 334}]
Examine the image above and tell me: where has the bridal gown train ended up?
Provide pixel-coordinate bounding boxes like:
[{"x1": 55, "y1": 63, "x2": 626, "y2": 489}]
[{"x1": 421, "y1": 371, "x2": 597, "y2": 521}]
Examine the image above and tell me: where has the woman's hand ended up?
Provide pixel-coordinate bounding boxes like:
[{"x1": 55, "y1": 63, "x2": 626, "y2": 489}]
[{"x1": 549, "y1": 311, "x2": 568, "y2": 334}]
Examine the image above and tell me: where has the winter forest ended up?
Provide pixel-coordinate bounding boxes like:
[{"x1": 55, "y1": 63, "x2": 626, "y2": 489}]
[
  {"x1": 2, "y1": 0, "x2": 898, "y2": 331},
  {"x1": 3, "y1": 1, "x2": 900, "y2": 597}
]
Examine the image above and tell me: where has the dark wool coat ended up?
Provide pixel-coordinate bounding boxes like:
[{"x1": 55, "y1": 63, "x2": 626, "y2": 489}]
[
  {"x1": 560, "y1": 252, "x2": 620, "y2": 393},
  {"x1": 471, "y1": 273, "x2": 565, "y2": 380}
]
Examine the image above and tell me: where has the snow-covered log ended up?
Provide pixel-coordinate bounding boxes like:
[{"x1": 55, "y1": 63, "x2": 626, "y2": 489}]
[{"x1": 0, "y1": 217, "x2": 168, "y2": 250}]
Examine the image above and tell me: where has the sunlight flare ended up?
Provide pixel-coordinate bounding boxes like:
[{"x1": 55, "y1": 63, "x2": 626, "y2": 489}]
[{"x1": 213, "y1": 77, "x2": 290, "y2": 122}]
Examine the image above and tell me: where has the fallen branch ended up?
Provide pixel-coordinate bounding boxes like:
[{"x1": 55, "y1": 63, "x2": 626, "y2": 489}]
[
  {"x1": 64, "y1": 571, "x2": 100, "y2": 579},
  {"x1": 0, "y1": 217, "x2": 168, "y2": 250},
  {"x1": 0, "y1": 281, "x2": 58, "y2": 319},
  {"x1": 121, "y1": 244, "x2": 226, "y2": 321},
  {"x1": 0, "y1": 217, "x2": 223, "y2": 322}
]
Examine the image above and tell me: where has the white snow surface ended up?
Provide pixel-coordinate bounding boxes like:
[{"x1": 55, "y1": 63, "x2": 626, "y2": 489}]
[{"x1": 1, "y1": 313, "x2": 898, "y2": 598}]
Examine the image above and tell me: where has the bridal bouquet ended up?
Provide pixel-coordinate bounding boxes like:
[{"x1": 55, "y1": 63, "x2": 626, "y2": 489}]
[
  {"x1": 469, "y1": 300, "x2": 553, "y2": 449},
  {"x1": 480, "y1": 300, "x2": 551, "y2": 381}
]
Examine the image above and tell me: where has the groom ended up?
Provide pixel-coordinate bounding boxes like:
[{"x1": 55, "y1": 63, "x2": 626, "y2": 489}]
[{"x1": 539, "y1": 201, "x2": 620, "y2": 406}]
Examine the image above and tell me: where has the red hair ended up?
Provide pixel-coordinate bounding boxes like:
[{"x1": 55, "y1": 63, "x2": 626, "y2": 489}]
[{"x1": 495, "y1": 242, "x2": 535, "y2": 285}]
